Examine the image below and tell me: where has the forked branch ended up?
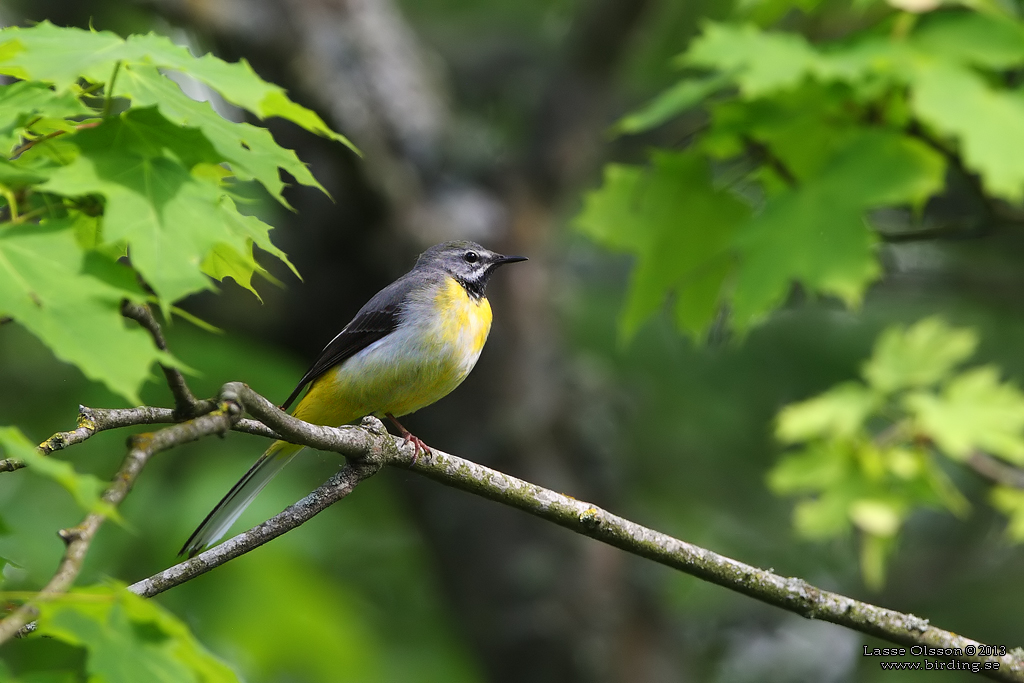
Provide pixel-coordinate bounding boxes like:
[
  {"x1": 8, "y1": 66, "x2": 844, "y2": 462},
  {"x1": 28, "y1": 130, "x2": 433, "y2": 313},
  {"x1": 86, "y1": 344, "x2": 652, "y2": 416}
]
[
  {"x1": 119, "y1": 302, "x2": 214, "y2": 418},
  {"x1": 131, "y1": 383, "x2": 1024, "y2": 682},
  {"x1": 0, "y1": 401, "x2": 243, "y2": 642},
  {"x1": 3, "y1": 314, "x2": 1022, "y2": 678}
]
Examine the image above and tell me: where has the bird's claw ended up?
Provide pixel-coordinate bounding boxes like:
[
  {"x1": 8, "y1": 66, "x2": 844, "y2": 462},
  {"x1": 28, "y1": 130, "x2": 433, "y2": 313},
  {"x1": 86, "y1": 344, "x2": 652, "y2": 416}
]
[{"x1": 403, "y1": 433, "x2": 430, "y2": 465}]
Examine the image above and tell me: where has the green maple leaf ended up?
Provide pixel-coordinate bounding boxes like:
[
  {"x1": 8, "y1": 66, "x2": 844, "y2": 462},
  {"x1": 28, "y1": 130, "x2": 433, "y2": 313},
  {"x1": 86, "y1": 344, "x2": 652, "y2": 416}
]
[
  {"x1": 0, "y1": 157, "x2": 48, "y2": 188},
  {"x1": 0, "y1": 81, "x2": 92, "y2": 154},
  {"x1": 0, "y1": 426, "x2": 120, "y2": 520},
  {"x1": 199, "y1": 197, "x2": 300, "y2": 299},
  {"x1": 862, "y1": 317, "x2": 977, "y2": 394},
  {"x1": 35, "y1": 583, "x2": 239, "y2": 683},
  {"x1": 906, "y1": 366, "x2": 1024, "y2": 464},
  {"x1": 911, "y1": 61, "x2": 1024, "y2": 202},
  {"x1": 114, "y1": 64, "x2": 325, "y2": 207},
  {"x1": 0, "y1": 218, "x2": 173, "y2": 403},
  {"x1": 0, "y1": 22, "x2": 355, "y2": 155},
  {"x1": 38, "y1": 108, "x2": 264, "y2": 305},
  {"x1": 575, "y1": 151, "x2": 750, "y2": 339},
  {"x1": 776, "y1": 382, "x2": 879, "y2": 443},
  {"x1": 683, "y1": 23, "x2": 817, "y2": 97},
  {"x1": 910, "y1": 12, "x2": 1024, "y2": 70},
  {"x1": 991, "y1": 486, "x2": 1024, "y2": 542},
  {"x1": 615, "y1": 73, "x2": 731, "y2": 135},
  {"x1": 731, "y1": 130, "x2": 945, "y2": 325}
]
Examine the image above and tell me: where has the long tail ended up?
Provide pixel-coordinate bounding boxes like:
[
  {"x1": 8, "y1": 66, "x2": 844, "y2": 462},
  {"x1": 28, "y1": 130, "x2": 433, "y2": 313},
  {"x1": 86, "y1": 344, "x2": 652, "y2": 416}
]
[{"x1": 180, "y1": 440, "x2": 303, "y2": 558}]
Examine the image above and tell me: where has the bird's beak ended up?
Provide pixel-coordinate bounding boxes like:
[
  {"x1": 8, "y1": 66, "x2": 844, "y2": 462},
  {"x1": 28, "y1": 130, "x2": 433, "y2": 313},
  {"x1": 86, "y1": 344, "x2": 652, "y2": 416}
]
[{"x1": 493, "y1": 254, "x2": 528, "y2": 265}]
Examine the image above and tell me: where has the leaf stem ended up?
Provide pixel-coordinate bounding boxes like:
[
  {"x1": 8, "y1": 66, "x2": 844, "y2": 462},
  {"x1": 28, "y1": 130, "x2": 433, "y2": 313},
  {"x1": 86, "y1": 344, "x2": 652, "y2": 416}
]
[
  {"x1": 79, "y1": 81, "x2": 105, "y2": 97},
  {"x1": 0, "y1": 187, "x2": 18, "y2": 221},
  {"x1": 102, "y1": 61, "x2": 122, "y2": 119},
  {"x1": 11, "y1": 206, "x2": 47, "y2": 225},
  {"x1": 9, "y1": 121, "x2": 101, "y2": 160}
]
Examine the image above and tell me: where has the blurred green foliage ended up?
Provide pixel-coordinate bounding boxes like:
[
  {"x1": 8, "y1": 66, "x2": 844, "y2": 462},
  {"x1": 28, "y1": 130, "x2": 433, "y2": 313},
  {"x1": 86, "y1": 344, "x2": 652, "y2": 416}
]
[
  {"x1": 0, "y1": 22, "x2": 347, "y2": 402},
  {"x1": 577, "y1": 2, "x2": 1024, "y2": 597},
  {"x1": 767, "y1": 317, "x2": 1024, "y2": 588},
  {"x1": 578, "y1": 9, "x2": 1024, "y2": 335},
  {"x1": 28, "y1": 583, "x2": 237, "y2": 683},
  {"x1": 0, "y1": 324, "x2": 480, "y2": 683},
  {"x1": 0, "y1": 426, "x2": 120, "y2": 522},
  {"x1": 3, "y1": 1, "x2": 1024, "y2": 681}
]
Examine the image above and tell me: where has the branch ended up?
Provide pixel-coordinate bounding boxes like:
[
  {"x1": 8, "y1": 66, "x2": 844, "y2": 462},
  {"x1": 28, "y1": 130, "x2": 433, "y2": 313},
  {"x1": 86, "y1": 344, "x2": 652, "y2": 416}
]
[
  {"x1": 119, "y1": 301, "x2": 214, "y2": 418},
  {"x1": 0, "y1": 405, "x2": 179, "y2": 473},
  {"x1": 876, "y1": 224, "x2": 979, "y2": 243},
  {"x1": 8, "y1": 383, "x2": 1022, "y2": 677},
  {"x1": 0, "y1": 401, "x2": 243, "y2": 643},
  {"x1": 411, "y1": 455, "x2": 1023, "y2": 681},
  {"x1": 9, "y1": 121, "x2": 100, "y2": 160},
  {"x1": 968, "y1": 451, "x2": 1024, "y2": 489},
  {"x1": 129, "y1": 450, "x2": 382, "y2": 597},
  {"x1": 0, "y1": 401, "x2": 272, "y2": 474},
  {"x1": 119, "y1": 382, "x2": 1024, "y2": 681}
]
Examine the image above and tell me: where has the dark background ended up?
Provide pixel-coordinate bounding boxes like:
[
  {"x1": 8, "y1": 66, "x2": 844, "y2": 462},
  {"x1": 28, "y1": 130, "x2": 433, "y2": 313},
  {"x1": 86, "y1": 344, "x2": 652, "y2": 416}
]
[{"x1": 1, "y1": 0, "x2": 1023, "y2": 681}]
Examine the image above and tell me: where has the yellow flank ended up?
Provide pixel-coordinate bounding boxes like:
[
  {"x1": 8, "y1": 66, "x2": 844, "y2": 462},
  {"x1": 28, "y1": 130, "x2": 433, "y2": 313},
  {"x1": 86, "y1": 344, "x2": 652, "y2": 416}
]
[{"x1": 291, "y1": 275, "x2": 493, "y2": 428}]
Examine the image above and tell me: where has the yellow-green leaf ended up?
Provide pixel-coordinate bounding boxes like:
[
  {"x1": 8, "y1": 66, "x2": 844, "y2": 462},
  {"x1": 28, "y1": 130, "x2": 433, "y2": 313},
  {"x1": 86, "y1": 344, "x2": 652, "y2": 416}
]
[
  {"x1": 905, "y1": 366, "x2": 1024, "y2": 464},
  {"x1": 776, "y1": 382, "x2": 878, "y2": 443},
  {"x1": 34, "y1": 582, "x2": 239, "y2": 683},
  {"x1": 0, "y1": 218, "x2": 170, "y2": 403},
  {"x1": 862, "y1": 317, "x2": 977, "y2": 394}
]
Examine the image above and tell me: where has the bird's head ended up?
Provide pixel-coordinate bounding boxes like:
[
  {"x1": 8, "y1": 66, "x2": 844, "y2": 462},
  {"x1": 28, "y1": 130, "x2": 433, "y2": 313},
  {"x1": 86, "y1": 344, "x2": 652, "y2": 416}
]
[{"x1": 416, "y1": 240, "x2": 527, "y2": 298}]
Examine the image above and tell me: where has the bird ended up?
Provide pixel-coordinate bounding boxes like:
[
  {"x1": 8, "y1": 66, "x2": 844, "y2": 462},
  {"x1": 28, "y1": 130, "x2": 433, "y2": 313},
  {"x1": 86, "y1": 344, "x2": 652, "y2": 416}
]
[{"x1": 180, "y1": 240, "x2": 527, "y2": 558}]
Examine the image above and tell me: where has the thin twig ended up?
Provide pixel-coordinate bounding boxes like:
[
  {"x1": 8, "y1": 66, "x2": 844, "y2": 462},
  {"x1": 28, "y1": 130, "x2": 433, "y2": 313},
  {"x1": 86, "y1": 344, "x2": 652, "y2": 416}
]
[
  {"x1": 130, "y1": 450, "x2": 383, "y2": 597},
  {"x1": 9, "y1": 121, "x2": 100, "y2": 160},
  {"x1": 0, "y1": 404, "x2": 278, "y2": 474},
  {"x1": 119, "y1": 301, "x2": 215, "y2": 418},
  {"x1": 0, "y1": 401, "x2": 243, "y2": 643},
  {"x1": 968, "y1": 451, "x2": 1024, "y2": 489}
]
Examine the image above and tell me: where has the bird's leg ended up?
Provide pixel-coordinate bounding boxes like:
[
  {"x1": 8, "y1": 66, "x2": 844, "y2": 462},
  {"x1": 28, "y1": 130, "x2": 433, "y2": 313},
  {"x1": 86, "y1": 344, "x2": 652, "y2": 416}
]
[{"x1": 385, "y1": 413, "x2": 430, "y2": 463}]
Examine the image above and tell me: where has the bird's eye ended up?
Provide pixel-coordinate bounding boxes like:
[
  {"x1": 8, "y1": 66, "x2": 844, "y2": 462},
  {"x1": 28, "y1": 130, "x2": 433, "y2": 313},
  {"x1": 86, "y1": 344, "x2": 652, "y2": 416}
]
[{"x1": 464, "y1": 251, "x2": 479, "y2": 264}]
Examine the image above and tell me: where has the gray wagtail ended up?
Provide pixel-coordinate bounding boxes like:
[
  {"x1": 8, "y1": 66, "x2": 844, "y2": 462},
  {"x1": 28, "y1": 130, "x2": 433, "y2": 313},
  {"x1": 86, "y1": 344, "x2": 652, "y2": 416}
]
[{"x1": 181, "y1": 240, "x2": 527, "y2": 557}]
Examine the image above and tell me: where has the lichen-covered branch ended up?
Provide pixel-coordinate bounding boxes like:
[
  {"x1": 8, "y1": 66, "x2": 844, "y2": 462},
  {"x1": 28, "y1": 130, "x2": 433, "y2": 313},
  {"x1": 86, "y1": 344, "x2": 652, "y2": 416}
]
[
  {"x1": 0, "y1": 405, "x2": 180, "y2": 473},
  {"x1": 129, "y1": 450, "x2": 382, "y2": 598},
  {"x1": 11, "y1": 381, "x2": 1024, "y2": 680},
  {"x1": 121, "y1": 382, "x2": 1024, "y2": 682},
  {"x1": 409, "y1": 450, "x2": 1024, "y2": 681},
  {"x1": 0, "y1": 402, "x2": 270, "y2": 474},
  {"x1": 0, "y1": 401, "x2": 243, "y2": 644}
]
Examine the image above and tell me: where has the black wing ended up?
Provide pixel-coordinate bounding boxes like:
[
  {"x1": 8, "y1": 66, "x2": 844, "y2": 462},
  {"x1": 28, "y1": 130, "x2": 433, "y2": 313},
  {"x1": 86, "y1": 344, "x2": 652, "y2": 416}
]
[{"x1": 280, "y1": 275, "x2": 417, "y2": 411}]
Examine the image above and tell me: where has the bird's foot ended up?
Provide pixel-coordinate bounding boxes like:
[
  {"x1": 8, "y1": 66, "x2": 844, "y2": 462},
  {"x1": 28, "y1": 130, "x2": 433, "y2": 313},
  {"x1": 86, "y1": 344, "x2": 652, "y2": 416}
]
[
  {"x1": 403, "y1": 433, "x2": 430, "y2": 464},
  {"x1": 386, "y1": 413, "x2": 431, "y2": 465}
]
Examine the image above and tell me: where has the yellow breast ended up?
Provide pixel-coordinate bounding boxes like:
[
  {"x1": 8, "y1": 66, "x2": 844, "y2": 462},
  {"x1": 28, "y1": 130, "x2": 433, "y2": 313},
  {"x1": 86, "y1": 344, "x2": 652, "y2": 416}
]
[
  {"x1": 434, "y1": 275, "x2": 492, "y2": 362},
  {"x1": 293, "y1": 275, "x2": 493, "y2": 426}
]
